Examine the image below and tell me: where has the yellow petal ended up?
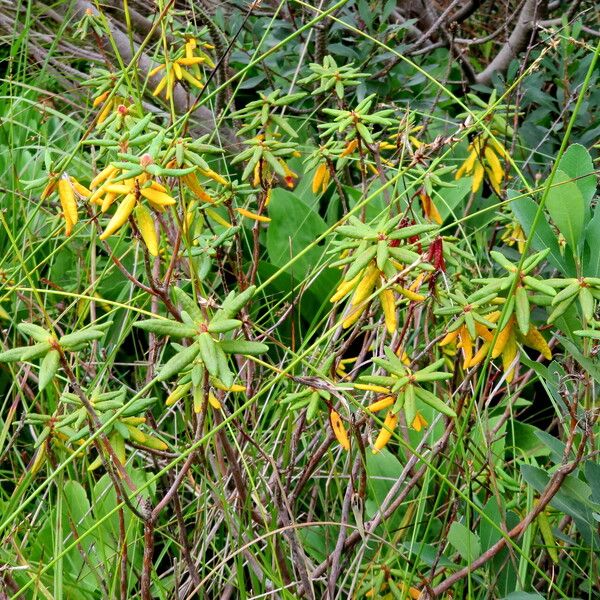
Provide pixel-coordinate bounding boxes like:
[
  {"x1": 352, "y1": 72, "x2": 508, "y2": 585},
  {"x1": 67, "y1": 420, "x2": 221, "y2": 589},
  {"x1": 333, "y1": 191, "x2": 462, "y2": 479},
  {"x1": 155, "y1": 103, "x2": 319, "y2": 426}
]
[
  {"x1": 153, "y1": 74, "x2": 169, "y2": 97},
  {"x1": 208, "y1": 392, "x2": 222, "y2": 409},
  {"x1": 330, "y1": 273, "x2": 361, "y2": 303},
  {"x1": 41, "y1": 179, "x2": 56, "y2": 200},
  {"x1": 134, "y1": 204, "x2": 159, "y2": 256},
  {"x1": 491, "y1": 318, "x2": 513, "y2": 359},
  {"x1": 58, "y1": 178, "x2": 78, "y2": 231},
  {"x1": 455, "y1": 149, "x2": 477, "y2": 180},
  {"x1": 148, "y1": 63, "x2": 166, "y2": 78},
  {"x1": 101, "y1": 192, "x2": 118, "y2": 213},
  {"x1": 236, "y1": 207, "x2": 271, "y2": 222},
  {"x1": 330, "y1": 410, "x2": 350, "y2": 450},
  {"x1": 150, "y1": 180, "x2": 168, "y2": 193},
  {"x1": 200, "y1": 168, "x2": 228, "y2": 186},
  {"x1": 523, "y1": 326, "x2": 552, "y2": 360},
  {"x1": 456, "y1": 327, "x2": 473, "y2": 369},
  {"x1": 396, "y1": 286, "x2": 426, "y2": 302},
  {"x1": 501, "y1": 329, "x2": 518, "y2": 383},
  {"x1": 340, "y1": 139, "x2": 358, "y2": 157},
  {"x1": 312, "y1": 162, "x2": 327, "y2": 194},
  {"x1": 92, "y1": 90, "x2": 109, "y2": 108},
  {"x1": 379, "y1": 287, "x2": 397, "y2": 334},
  {"x1": 183, "y1": 173, "x2": 214, "y2": 203},
  {"x1": 367, "y1": 396, "x2": 394, "y2": 412},
  {"x1": 97, "y1": 102, "x2": 112, "y2": 124},
  {"x1": 140, "y1": 187, "x2": 176, "y2": 206},
  {"x1": 173, "y1": 61, "x2": 183, "y2": 80},
  {"x1": 104, "y1": 184, "x2": 132, "y2": 195},
  {"x1": 99, "y1": 193, "x2": 136, "y2": 239},
  {"x1": 177, "y1": 57, "x2": 206, "y2": 66},
  {"x1": 179, "y1": 68, "x2": 204, "y2": 90},
  {"x1": 372, "y1": 411, "x2": 398, "y2": 453},
  {"x1": 90, "y1": 164, "x2": 118, "y2": 189},
  {"x1": 439, "y1": 329, "x2": 460, "y2": 346},
  {"x1": 342, "y1": 302, "x2": 367, "y2": 329},
  {"x1": 411, "y1": 412, "x2": 427, "y2": 432},
  {"x1": 472, "y1": 161, "x2": 485, "y2": 193},
  {"x1": 484, "y1": 146, "x2": 504, "y2": 187},
  {"x1": 69, "y1": 177, "x2": 91, "y2": 198},
  {"x1": 350, "y1": 264, "x2": 379, "y2": 306},
  {"x1": 355, "y1": 383, "x2": 391, "y2": 393},
  {"x1": 467, "y1": 341, "x2": 490, "y2": 368}
]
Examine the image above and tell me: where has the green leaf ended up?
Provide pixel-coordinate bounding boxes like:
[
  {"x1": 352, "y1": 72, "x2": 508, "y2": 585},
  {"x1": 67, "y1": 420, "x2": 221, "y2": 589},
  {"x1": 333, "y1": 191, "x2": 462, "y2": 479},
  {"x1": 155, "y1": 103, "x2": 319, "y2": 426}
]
[
  {"x1": 219, "y1": 339, "x2": 268, "y2": 355},
  {"x1": 0, "y1": 346, "x2": 28, "y2": 363},
  {"x1": 500, "y1": 593, "x2": 545, "y2": 600},
  {"x1": 448, "y1": 522, "x2": 481, "y2": 561},
  {"x1": 557, "y1": 143, "x2": 596, "y2": 207},
  {"x1": 207, "y1": 319, "x2": 242, "y2": 334},
  {"x1": 134, "y1": 319, "x2": 198, "y2": 338},
  {"x1": 266, "y1": 188, "x2": 338, "y2": 301},
  {"x1": 157, "y1": 342, "x2": 200, "y2": 381},
  {"x1": 38, "y1": 349, "x2": 60, "y2": 391},
  {"x1": 520, "y1": 465, "x2": 599, "y2": 546},
  {"x1": 17, "y1": 322, "x2": 51, "y2": 343},
  {"x1": 172, "y1": 286, "x2": 203, "y2": 322},
  {"x1": 510, "y1": 191, "x2": 572, "y2": 275},
  {"x1": 267, "y1": 188, "x2": 328, "y2": 278},
  {"x1": 59, "y1": 329, "x2": 105, "y2": 349},
  {"x1": 434, "y1": 176, "x2": 471, "y2": 221},
  {"x1": 583, "y1": 205, "x2": 600, "y2": 277},
  {"x1": 545, "y1": 169, "x2": 585, "y2": 252}
]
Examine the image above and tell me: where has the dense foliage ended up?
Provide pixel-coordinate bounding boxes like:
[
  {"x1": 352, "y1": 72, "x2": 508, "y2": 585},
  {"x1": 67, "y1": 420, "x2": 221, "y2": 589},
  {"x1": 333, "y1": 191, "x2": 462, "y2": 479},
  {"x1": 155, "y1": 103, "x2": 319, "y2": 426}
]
[{"x1": 0, "y1": 1, "x2": 599, "y2": 598}]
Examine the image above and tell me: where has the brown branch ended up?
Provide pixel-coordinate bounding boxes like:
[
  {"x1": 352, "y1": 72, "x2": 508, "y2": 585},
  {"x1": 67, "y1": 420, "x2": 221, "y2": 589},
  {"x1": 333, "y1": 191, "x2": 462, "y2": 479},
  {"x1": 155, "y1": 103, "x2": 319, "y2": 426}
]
[
  {"x1": 426, "y1": 407, "x2": 588, "y2": 598},
  {"x1": 475, "y1": 0, "x2": 543, "y2": 85},
  {"x1": 59, "y1": 1, "x2": 239, "y2": 151}
]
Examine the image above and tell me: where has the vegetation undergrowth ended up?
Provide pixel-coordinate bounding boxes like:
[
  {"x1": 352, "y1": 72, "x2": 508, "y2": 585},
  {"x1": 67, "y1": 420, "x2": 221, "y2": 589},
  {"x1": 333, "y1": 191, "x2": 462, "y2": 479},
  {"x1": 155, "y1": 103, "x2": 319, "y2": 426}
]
[{"x1": 0, "y1": 1, "x2": 598, "y2": 598}]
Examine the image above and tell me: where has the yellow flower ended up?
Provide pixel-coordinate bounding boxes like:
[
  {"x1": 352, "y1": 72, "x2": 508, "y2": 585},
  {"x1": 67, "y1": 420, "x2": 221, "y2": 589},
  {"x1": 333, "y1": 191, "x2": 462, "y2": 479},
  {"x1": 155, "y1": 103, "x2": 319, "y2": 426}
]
[
  {"x1": 92, "y1": 91, "x2": 126, "y2": 124},
  {"x1": 150, "y1": 41, "x2": 210, "y2": 100},
  {"x1": 439, "y1": 322, "x2": 493, "y2": 370},
  {"x1": 335, "y1": 356, "x2": 357, "y2": 379},
  {"x1": 181, "y1": 172, "x2": 214, "y2": 204},
  {"x1": 381, "y1": 123, "x2": 423, "y2": 152},
  {"x1": 419, "y1": 191, "x2": 442, "y2": 224},
  {"x1": 90, "y1": 167, "x2": 174, "y2": 253},
  {"x1": 235, "y1": 207, "x2": 271, "y2": 223},
  {"x1": 312, "y1": 162, "x2": 331, "y2": 194},
  {"x1": 340, "y1": 138, "x2": 358, "y2": 157},
  {"x1": 43, "y1": 173, "x2": 90, "y2": 236},
  {"x1": 278, "y1": 160, "x2": 298, "y2": 188},
  {"x1": 335, "y1": 262, "x2": 397, "y2": 334},
  {"x1": 411, "y1": 411, "x2": 427, "y2": 432},
  {"x1": 501, "y1": 222, "x2": 526, "y2": 254},
  {"x1": 455, "y1": 134, "x2": 507, "y2": 193},
  {"x1": 466, "y1": 314, "x2": 551, "y2": 383}
]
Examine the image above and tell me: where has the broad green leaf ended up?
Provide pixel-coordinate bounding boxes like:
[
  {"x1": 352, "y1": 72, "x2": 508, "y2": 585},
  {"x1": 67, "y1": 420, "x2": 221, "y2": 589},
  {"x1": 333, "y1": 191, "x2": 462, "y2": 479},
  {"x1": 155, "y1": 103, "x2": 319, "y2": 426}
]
[
  {"x1": 583, "y1": 204, "x2": 600, "y2": 277},
  {"x1": 434, "y1": 176, "x2": 471, "y2": 221},
  {"x1": 365, "y1": 449, "x2": 403, "y2": 520},
  {"x1": 510, "y1": 191, "x2": 571, "y2": 275},
  {"x1": 266, "y1": 188, "x2": 337, "y2": 301},
  {"x1": 266, "y1": 188, "x2": 328, "y2": 278},
  {"x1": 557, "y1": 143, "x2": 596, "y2": 207},
  {"x1": 545, "y1": 169, "x2": 585, "y2": 252},
  {"x1": 506, "y1": 422, "x2": 551, "y2": 458},
  {"x1": 520, "y1": 465, "x2": 599, "y2": 546},
  {"x1": 448, "y1": 521, "x2": 481, "y2": 561}
]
